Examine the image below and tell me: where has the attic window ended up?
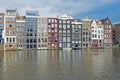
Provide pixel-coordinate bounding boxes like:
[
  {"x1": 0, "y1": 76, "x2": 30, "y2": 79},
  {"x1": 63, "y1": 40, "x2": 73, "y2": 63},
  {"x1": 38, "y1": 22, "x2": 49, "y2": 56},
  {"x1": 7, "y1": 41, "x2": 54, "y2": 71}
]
[
  {"x1": 98, "y1": 21, "x2": 102, "y2": 24},
  {"x1": 107, "y1": 20, "x2": 109, "y2": 23}
]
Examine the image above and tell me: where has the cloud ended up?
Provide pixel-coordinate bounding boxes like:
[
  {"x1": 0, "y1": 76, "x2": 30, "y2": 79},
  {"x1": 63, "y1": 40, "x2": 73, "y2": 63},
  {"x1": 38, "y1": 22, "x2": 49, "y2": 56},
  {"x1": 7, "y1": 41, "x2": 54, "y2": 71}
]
[{"x1": 0, "y1": 0, "x2": 119, "y2": 17}]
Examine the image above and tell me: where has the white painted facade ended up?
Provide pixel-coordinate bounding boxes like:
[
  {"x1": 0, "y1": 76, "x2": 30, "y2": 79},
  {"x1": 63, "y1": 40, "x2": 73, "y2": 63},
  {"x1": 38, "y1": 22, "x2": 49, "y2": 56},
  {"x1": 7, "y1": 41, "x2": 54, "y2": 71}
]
[{"x1": 91, "y1": 20, "x2": 104, "y2": 40}]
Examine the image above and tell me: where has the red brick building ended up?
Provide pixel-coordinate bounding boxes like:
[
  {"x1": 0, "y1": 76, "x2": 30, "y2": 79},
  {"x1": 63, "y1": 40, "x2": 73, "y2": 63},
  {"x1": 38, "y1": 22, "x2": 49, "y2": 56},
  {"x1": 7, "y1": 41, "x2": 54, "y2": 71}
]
[{"x1": 48, "y1": 18, "x2": 58, "y2": 48}]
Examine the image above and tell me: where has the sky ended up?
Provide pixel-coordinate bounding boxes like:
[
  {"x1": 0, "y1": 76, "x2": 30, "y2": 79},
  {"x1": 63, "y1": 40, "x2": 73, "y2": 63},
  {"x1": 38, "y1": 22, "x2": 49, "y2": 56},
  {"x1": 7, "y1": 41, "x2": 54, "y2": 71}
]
[{"x1": 0, "y1": 0, "x2": 120, "y2": 23}]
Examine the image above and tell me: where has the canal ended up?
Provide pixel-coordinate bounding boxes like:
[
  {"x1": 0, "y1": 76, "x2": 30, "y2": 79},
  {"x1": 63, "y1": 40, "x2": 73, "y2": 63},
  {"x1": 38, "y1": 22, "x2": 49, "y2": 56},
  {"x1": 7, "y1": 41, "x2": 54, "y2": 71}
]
[{"x1": 0, "y1": 48, "x2": 120, "y2": 80}]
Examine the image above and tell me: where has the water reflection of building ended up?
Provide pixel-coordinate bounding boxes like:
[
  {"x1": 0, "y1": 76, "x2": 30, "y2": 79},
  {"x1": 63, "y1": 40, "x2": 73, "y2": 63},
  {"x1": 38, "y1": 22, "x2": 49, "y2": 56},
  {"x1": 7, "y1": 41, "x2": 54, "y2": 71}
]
[
  {"x1": 3, "y1": 50, "x2": 38, "y2": 80},
  {"x1": 81, "y1": 49, "x2": 113, "y2": 79},
  {"x1": 0, "y1": 49, "x2": 116, "y2": 80},
  {"x1": 0, "y1": 52, "x2": 5, "y2": 73}
]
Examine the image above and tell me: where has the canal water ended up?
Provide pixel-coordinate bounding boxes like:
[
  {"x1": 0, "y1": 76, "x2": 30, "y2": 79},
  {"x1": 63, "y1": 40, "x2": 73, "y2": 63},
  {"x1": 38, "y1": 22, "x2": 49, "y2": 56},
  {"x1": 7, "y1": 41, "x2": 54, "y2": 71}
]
[{"x1": 0, "y1": 48, "x2": 120, "y2": 80}]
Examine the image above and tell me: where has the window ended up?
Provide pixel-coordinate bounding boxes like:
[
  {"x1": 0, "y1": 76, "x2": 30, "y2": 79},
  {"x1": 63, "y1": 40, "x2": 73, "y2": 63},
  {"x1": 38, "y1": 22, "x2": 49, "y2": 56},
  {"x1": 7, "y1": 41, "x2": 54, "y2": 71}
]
[
  {"x1": 86, "y1": 32, "x2": 88, "y2": 35},
  {"x1": 67, "y1": 25, "x2": 70, "y2": 28},
  {"x1": 89, "y1": 32, "x2": 91, "y2": 35},
  {"x1": 89, "y1": 37, "x2": 91, "y2": 41},
  {"x1": 79, "y1": 25, "x2": 81, "y2": 28},
  {"x1": 67, "y1": 30, "x2": 70, "y2": 33},
  {"x1": 83, "y1": 32, "x2": 85, "y2": 35},
  {"x1": 109, "y1": 26, "x2": 111, "y2": 28},
  {"x1": 72, "y1": 41, "x2": 74, "y2": 43},
  {"x1": 30, "y1": 39, "x2": 32, "y2": 43},
  {"x1": 59, "y1": 24, "x2": 62, "y2": 28},
  {"x1": 95, "y1": 34, "x2": 97, "y2": 38},
  {"x1": 67, "y1": 37, "x2": 70, "y2": 42},
  {"x1": 86, "y1": 37, "x2": 88, "y2": 41},
  {"x1": 9, "y1": 24, "x2": 12, "y2": 27},
  {"x1": 45, "y1": 38, "x2": 47, "y2": 42},
  {"x1": 59, "y1": 20, "x2": 62, "y2": 23},
  {"x1": 63, "y1": 25, "x2": 66, "y2": 29},
  {"x1": 42, "y1": 38, "x2": 44, "y2": 42},
  {"x1": 63, "y1": 37, "x2": 66, "y2": 42},
  {"x1": 51, "y1": 33, "x2": 54, "y2": 36},
  {"x1": 98, "y1": 35, "x2": 100, "y2": 38},
  {"x1": 67, "y1": 21, "x2": 70, "y2": 23},
  {"x1": 0, "y1": 24, "x2": 2, "y2": 29},
  {"x1": 7, "y1": 38, "x2": 9, "y2": 42},
  {"x1": 55, "y1": 19, "x2": 57, "y2": 23},
  {"x1": 52, "y1": 19, "x2": 54, "y2": 23},
  {"x1": 86, "y1": 44, "x2": 88, "y2": 47},
  {"x1": 92, "y1": 34, "x2": 94, "y2": 37},
  {"x1": 9, "y1": 45, "x2": 12, "y2": 48},
  {"x1": 63, "y1": 20, "x2": 66, "y2": 23},
  {"x1": 59, "y1": 37, "x2": 62, "y2": 42},
  {"x1": 63, "y1": 30, "x2": 66, "y2": 33},
  {"x1": 34, "y1": 39, "x2": 36, "y2": 43},
  {"x1": 83, "y1": 37, "x2": 85, "y2": 41},
  {"x1": 9, "y1": 17, "x2": 15, "y2": 21},
  {"x1": 55, "y1": 24, "x2": 57, "y2": 28},
  {"x1": 10, "y1": 38, "x2": 12, "y2": 42},
  {"x1": 83, "y1": 44, "x2": 85, "y2": 46},
  {"x1": 59, "y1": 43, "x2": 62, "y2": 47},
  {"x1": 67, "y1": 43, "x2": 70, "y2": 47},
  {"x1": 0, "y1": 16, "x2": 2, "y2": 20},
  {"x1": 72, "y1": 25, "x2": 74, "y2": 28},
  {"x1": 13, "y1": 38, "x2": 15, "y2": 42}
]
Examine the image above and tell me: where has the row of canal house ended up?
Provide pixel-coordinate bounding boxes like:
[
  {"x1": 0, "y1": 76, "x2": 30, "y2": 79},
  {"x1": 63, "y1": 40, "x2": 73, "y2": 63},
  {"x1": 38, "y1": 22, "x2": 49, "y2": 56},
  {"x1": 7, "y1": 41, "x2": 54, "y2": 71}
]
[
  {"x1": 91, "y1": 18, "x2": 112, "y2": 48},
  {"x1": 1, "y1": 9, "x2": 112, "y2": 50}
]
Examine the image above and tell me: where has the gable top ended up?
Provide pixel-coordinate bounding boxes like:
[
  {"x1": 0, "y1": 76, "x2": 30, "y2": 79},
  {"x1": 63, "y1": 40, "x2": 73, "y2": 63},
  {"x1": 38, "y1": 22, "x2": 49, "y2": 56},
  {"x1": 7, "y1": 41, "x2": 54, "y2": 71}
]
[
  {"x1": 100, "y1": 17, "x2": 112, "y2": 25},
  {"x1": 58, "y1": 14, "x2": 73, "y2": 19},
  {"x1": 5, "y1": 9, "x2": 18, "y2": 16},
  {"x1": 82, "y1": 16, "x2": 91, "y2": 21}
]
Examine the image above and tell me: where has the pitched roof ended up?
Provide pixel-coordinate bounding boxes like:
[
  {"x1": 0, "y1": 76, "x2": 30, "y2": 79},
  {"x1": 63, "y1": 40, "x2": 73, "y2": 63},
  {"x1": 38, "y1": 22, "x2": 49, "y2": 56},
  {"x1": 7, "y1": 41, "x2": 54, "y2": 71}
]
[{"x1": 100, "y1": 17, "x2": 112, "y2": 25}]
